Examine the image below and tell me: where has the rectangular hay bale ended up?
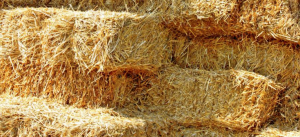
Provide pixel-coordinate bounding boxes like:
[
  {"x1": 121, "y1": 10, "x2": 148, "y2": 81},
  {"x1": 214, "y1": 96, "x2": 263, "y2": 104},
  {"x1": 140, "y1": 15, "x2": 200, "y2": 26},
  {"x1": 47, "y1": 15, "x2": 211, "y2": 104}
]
[
  {"x1": 0, "y1": 61, "x2": 153, "y2": 108},
  {"x1": 164, "y1": 0, "x2": 300, "y2": 43},
  {"x1": 144, "y1": 67, "x2": 284, "y2": 131},
  {"x1": 0, "y1": 8, "x2": 172, "y2": 72}
]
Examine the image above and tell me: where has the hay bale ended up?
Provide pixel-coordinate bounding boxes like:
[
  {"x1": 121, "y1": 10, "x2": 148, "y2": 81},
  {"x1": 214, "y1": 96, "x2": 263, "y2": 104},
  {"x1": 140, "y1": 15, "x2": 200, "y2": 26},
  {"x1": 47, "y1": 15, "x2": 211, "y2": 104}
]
[
  {"x1": 164, "y1": 0, "x2": 300, "y2": 43},
  {"x1": 239, "y1": 0, "x2": 300, "y2": 43},
  {"x1": 0, "y1": 61, "x2": 154, "y2": 108},
  {"x1": 0, "y1": 8, "x2": 172, "y2": 72},
  {"x1": 173, "y1": 36, "x2": 300, "y2": 125},
  {"x1": 143, "y1": 67, "x2": 284, "y2": 131},
  {"x1": 0, "y1": 8, "x2": 172, "y2": 108},
  {"x1": 0, "y1": 94, "x2": 146, "y2": 136},
  {"x1": 163, "y1": 0, "x2": 239, "y2": 37}
]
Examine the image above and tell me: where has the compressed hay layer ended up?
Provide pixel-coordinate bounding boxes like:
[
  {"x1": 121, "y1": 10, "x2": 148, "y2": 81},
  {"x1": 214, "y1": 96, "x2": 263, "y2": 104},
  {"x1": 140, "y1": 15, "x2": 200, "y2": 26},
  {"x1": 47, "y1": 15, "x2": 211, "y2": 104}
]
[
  {"x1": 0, "y1": 94, "x2": 146, "y2": 136},
  {"x1": 0, "y1": 8, "x2": 172, "y2": 72},
  {"x1": 127, "y1": 67, "x2": 284, "y2": 131},
  {"x1": 173, "y1": 36, "x2": 300, "y2": 124}
]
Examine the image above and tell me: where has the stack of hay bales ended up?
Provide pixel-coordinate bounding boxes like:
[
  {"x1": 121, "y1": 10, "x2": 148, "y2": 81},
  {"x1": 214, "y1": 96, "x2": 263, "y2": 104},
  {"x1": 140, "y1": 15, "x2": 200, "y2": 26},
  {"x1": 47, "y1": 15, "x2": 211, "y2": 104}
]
[
  {"x1": 0, "y1": 8, "x2": 172, "y2": 107},
  {"x1": 0, "y1": 0, "x2": 299, "y2": 136}
]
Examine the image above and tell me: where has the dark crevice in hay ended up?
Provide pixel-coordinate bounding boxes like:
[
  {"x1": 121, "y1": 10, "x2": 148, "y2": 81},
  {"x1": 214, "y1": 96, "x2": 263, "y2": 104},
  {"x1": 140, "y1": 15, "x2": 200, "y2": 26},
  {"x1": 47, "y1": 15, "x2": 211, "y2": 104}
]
[{"x1": 265, "y1": 86, "x2": 288, "y2": 125}]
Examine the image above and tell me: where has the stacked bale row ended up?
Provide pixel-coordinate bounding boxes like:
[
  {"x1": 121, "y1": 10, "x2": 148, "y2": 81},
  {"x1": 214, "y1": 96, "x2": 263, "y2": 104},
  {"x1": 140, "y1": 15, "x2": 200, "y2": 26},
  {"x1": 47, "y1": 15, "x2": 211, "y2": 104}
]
[
  {"x1": 0, "y1": 66, "x2": 284, "y2": 136},
  {"x1": 1, "y1": 0, "x2": 299, "y2": 43}
]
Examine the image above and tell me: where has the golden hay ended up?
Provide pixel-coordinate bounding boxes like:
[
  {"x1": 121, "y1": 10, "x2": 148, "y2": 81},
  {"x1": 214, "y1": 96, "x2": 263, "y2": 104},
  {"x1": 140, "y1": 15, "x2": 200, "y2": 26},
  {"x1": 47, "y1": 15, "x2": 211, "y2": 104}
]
[
  {"x1": 3, "y1": 0, "x2": 299, "y2": 43},
  {"x1": 173, "y1": 36, "x2": 300, "y2": 126},
  {"x1": 0, "y1": 8, "x2": 172, "y2": 108},
  {"x1": 164, "y1": 0, "x2": 300, "y2": 43},
  {"x1": 0, "y1": 8, "x2": 172, "y2": 72},
  {"x1": 0, "y1": 94, "x2": 259, "y2": 136},
  {"x1": 1, "y1": 0, "x2": 145, "y2": 11},
  {"x1": 238, "y1": 0, "x2": 300, "y2": 43},
  {"x1": 0, "y1": 94, "x2": 146, "y2": 136},
  {"x1": 0, "y1": 1, "x2": 297, "y2": 136},
  {"x1": 258, "y1": 127, "x2": 300, "y2": 137},
  {"x1": 120, "y1": 67, "x2": 284, "y2": 131},
  {"x1": 163, "y1": 0, "x2": 239, "y2": 37},
  {"x1": 0, "y1": 62, "x2": 154, "y2": 108}
]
